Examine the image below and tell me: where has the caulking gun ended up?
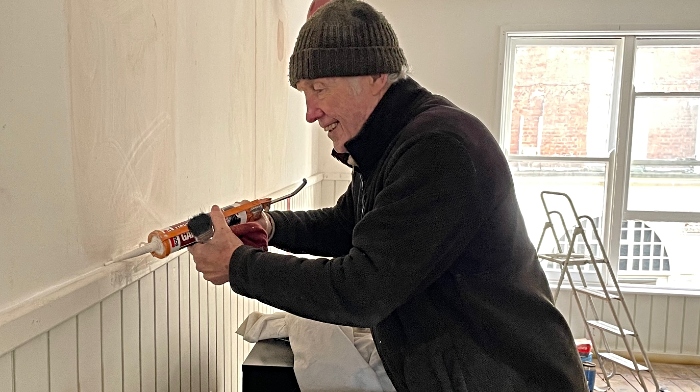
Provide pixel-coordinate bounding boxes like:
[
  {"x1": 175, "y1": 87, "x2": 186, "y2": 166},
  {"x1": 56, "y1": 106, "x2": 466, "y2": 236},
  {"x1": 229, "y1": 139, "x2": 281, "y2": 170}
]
[{"x1": 107, "y1": 179, "x2": 307, "y2": 265}]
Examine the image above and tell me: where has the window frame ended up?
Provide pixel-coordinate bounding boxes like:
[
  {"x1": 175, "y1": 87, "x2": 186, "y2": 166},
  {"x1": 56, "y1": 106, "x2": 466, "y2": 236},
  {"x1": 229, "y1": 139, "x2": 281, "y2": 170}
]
[{"x1": 498, "y1": 28, "x2": 700, "y2": 290}]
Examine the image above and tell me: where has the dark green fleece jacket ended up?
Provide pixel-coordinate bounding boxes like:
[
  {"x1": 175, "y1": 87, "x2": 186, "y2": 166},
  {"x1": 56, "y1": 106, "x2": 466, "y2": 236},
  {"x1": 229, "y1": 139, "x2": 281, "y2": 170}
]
[{"x1": 229, "y1": 78, "x2": 587, "y2": 391}]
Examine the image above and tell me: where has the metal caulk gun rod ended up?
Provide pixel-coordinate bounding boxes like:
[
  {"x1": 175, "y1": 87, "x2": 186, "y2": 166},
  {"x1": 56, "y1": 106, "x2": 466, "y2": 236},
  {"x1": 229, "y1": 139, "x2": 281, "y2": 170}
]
[
  {"x1": 270, "y1": 178, "x2": 307, "y2": 204},
  {"x1": 106, "y1": 178, "x2": 307, "y2": 265}
]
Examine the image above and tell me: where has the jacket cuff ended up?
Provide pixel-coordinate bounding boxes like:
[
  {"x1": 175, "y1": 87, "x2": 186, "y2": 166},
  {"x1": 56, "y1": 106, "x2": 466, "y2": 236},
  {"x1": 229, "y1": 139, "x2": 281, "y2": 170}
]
[{"x1": 265, "y1": 211, "x2": 276, "y2": 240}]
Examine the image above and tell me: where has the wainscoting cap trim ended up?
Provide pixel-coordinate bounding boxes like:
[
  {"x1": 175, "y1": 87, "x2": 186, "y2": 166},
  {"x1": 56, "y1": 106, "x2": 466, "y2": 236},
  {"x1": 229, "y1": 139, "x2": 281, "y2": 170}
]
[{"x1": 0, "y1": 252, "x2": 178, "y2": 356}]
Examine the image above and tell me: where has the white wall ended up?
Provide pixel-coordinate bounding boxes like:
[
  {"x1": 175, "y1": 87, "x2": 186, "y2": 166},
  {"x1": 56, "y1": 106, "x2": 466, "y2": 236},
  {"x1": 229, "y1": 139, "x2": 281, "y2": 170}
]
[
  {"x1": 0, "y1": 0, "x2": 314, "y2": 373},
  {"x1": 370, "y1": 0, "x2": 700, "y2": 134},
  {"x1": 0, "y1": 0, "x2": 312, "y2": 315},
  {"x1": 1, "y1": 0, "x2": 84, "y2": 319}
]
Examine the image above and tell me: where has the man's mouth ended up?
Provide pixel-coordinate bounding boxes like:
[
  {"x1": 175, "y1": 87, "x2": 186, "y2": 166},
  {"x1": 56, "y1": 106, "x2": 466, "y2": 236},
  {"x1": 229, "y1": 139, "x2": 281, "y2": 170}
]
[{"x1": 324, "y1": 122, "x2": 338, "y2": 132}]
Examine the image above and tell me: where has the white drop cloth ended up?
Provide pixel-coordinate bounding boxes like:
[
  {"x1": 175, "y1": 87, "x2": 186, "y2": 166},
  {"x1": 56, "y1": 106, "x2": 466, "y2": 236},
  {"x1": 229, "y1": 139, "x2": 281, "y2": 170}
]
[{"x1": 236, "y1": 311, "x2": 396, "y2": 392}]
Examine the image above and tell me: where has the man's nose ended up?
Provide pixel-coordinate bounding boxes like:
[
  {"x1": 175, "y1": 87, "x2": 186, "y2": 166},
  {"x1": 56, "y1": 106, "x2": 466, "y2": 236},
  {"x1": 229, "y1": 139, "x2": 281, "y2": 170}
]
[{"x1": 305, "y1": 97, "x2": 323, "y2": 123}]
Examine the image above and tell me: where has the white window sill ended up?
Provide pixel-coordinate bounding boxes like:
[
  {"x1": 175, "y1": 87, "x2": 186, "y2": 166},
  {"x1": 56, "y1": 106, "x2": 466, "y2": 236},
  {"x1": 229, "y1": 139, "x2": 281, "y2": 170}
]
[{"x1": 549, "y1": 283, "x2": 700, "y2": 297}]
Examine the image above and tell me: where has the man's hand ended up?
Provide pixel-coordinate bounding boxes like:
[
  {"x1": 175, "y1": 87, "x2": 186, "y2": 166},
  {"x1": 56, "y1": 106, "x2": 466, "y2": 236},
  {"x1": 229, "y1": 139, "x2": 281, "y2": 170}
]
[
  {"x1": 190, "y1": 205, "x2": 243, "y2": 285},
  {"x1": 238, "y1": 199, "x2": 274, "y2": 237}
]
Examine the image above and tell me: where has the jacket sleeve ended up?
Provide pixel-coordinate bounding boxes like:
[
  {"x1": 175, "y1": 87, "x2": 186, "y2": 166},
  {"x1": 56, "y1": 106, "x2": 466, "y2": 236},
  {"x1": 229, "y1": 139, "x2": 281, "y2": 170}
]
[
  {"x1": 266, "y1": 182, "x2": 355, "y2": 257},
  {"x1": 229, "y1": 132, "x2": 484, "y2": 327}
]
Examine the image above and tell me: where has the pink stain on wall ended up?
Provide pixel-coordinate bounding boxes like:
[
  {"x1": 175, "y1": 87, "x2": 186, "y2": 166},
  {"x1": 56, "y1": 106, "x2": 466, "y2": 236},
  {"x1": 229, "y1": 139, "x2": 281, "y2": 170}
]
[{"x1": 307, "y1": 0, "x2": 334, "y2": 20}]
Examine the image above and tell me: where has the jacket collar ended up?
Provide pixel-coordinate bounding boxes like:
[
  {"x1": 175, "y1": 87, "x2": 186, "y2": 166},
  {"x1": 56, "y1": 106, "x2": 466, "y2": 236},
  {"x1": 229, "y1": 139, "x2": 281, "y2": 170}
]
[{"x1": 331, "y1": 77, "x2": 431, "y2": 174}]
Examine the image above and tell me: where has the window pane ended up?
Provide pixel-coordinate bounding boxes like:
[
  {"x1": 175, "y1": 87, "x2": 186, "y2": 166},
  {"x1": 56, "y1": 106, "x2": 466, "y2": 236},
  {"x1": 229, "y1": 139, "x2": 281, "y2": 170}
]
[
  {"x1": 616, "y1": 221, "x2": 700, "y2": 287},
  {"x1": 634, "y1": 44, "x2": 700, "y2": 93},
  {"x1": 628, "y1": 97, "x2": 700, "y2": 212},
  {"x1": 511, "y1": 161, "x2": 606, "y2": 235},
  {"x1": 510, "y1": 161, "x2": 607, "y2": 269},
  {"x1": 508, "y1": 43, "x2": 617, "y2": 157}
]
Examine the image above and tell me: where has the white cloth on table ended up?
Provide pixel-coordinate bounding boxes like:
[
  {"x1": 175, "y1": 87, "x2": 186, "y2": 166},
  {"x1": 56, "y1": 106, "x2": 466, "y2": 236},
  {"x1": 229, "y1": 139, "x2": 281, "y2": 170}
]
[{"x1": 236, "y1": 311, "x2": 395, "y2": 392}]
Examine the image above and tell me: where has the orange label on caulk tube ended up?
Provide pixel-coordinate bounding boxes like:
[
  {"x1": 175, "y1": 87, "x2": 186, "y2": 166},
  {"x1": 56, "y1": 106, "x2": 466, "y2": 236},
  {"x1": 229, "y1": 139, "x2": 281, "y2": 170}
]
[
  {"x1": 146, "y1": 198, "x2": 272, "y2": 259},
  {"x1": 147, "y1": 220, "x2": 197, "y2": 259}
]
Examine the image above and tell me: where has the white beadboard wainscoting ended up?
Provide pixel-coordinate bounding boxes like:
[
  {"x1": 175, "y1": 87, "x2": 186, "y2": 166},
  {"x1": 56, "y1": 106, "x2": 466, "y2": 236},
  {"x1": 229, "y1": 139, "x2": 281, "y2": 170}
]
[
  {"x1": 3, "y1": 173, "x2": 698, "y2": 391},
  {"x1": 0, "y1": 254, "x2": 272, "y2": 392},
  {"x1": 556, "y1": 287, "x2": 700, "y2": 364},
  {"x1": 0, "y1": 176, "x2": 345, "y2": 392}
]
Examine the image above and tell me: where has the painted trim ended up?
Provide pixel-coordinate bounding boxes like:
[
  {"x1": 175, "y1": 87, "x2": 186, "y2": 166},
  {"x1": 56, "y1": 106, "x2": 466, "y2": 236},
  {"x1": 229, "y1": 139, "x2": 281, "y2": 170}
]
[{"x1": 322, "y1": 172, "x2": 352, "y2": 181}]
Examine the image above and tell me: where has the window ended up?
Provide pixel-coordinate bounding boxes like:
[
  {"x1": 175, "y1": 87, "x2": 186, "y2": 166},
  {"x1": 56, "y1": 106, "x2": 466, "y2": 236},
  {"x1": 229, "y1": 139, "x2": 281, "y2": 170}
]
[
  {"x1": 501, "y1": 33, "x2": 700, "y2": 289},
  {"x1": 629, "y1": 43, "x2": 700, "y2": 213}
]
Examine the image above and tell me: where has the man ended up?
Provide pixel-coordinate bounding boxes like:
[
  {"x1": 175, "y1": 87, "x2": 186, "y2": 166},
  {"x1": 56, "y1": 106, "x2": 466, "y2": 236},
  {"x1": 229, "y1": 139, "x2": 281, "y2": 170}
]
[{"x1": 190, "y1": 0, "x2": 588, "y2": 390}]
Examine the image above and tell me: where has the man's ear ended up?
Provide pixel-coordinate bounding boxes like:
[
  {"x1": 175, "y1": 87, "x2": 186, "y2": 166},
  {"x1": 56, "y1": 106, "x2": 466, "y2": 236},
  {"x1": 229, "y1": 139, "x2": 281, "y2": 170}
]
[{"x1": 369, "y1": 74, "x2": 389, "y2": 95}]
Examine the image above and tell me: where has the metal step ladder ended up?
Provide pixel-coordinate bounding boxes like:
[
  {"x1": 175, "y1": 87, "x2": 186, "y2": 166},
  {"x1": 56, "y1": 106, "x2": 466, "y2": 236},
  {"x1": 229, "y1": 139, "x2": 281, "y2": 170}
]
[{"x1": 535, "y1": 191, "x2": 661, "y2": 392}]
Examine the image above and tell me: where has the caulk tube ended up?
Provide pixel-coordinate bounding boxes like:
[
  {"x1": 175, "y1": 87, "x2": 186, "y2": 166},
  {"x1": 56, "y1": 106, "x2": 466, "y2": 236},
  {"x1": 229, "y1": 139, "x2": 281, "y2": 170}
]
[
  {"x1": 148, "y1": 198, "x2": 272, "y2": 259},
  {"x1": 109, "y1": 198, "x2": 275, "y2": 264},
  {"x1": 147, "y1": 220, "x2": 196, "y2": 258}
]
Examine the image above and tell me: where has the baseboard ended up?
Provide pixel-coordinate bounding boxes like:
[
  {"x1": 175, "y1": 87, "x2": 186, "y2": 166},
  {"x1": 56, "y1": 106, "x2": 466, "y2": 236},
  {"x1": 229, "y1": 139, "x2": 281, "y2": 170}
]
[{"x1": 610, "y1": 350, "x2": 700, "y2": 366}]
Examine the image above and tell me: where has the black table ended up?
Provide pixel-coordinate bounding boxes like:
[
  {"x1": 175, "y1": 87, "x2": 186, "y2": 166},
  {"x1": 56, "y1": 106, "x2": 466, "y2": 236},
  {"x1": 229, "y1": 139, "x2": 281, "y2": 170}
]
[{"x1": 242, "y1": 339, "x2": 301, "y2": 392}]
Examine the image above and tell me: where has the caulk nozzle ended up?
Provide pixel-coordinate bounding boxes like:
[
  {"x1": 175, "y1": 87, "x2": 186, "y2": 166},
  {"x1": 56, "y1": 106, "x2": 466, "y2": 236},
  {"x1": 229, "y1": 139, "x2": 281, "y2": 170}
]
[{"x1": 105, "y1": 239, "x2": 161, "y2": 266}]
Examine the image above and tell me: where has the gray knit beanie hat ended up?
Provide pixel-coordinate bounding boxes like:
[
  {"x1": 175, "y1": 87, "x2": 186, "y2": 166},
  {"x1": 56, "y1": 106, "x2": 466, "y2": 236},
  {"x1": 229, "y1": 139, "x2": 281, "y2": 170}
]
[{"x1": 289, "y1": 0, "x2": 407, "y2": 87}]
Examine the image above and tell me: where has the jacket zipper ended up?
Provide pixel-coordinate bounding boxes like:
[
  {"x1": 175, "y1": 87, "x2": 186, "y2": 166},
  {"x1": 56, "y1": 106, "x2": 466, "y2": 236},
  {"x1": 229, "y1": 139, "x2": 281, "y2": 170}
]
[
  {"x1": 355, "y1": 168, "x2": 367, "y2": 218},
  {"x1": 360, "y1": 175, "x2": 366, "y2": 217}
]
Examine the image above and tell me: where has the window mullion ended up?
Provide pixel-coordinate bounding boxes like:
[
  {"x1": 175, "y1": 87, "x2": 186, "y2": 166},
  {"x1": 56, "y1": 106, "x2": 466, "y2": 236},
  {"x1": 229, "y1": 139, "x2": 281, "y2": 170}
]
[{"x1": 607, "y1": 36, "x2": 638, "y2": 284}]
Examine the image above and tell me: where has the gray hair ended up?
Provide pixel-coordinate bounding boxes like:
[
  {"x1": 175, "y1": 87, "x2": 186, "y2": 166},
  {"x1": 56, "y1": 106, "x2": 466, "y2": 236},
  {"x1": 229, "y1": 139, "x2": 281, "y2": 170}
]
[
  {"x1": 387, "y1": 65, "x2": 411, "y2": 86},
  {"x1": 347, "y1": 65, "x2": 410, "y2": 95}
]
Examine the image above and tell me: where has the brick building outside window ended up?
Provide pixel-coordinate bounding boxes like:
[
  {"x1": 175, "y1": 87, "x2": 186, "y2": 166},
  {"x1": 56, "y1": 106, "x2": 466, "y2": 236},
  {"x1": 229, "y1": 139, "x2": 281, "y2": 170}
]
[{"x1": 500, "y1": 35, "x2": 700, "y2": 288}]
